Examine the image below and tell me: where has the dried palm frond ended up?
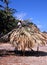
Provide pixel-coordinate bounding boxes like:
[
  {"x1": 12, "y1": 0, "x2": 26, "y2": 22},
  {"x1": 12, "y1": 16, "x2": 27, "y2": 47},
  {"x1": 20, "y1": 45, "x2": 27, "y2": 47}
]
[{"x1": 10, "y1": 27, "x2": 47, "y2": 51}]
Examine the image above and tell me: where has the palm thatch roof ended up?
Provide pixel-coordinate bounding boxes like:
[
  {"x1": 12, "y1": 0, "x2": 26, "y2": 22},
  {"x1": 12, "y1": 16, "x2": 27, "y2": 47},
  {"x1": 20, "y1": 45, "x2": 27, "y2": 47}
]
[{"x1": 10, "y1": 26, "x2": 47, "y2": 51}]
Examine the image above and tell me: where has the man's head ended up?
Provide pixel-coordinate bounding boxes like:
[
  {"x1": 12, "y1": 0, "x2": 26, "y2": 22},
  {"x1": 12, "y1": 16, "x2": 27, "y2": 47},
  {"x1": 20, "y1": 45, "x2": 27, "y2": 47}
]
[{"x1": 19, "y1": 20, "x2": 21, "y2": 23}]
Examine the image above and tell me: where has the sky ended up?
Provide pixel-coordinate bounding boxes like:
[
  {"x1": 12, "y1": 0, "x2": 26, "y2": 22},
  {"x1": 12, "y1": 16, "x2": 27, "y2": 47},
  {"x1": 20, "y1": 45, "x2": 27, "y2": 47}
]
[{"x1": 0, "y1": 0, "x2": 47, "y2": 32}]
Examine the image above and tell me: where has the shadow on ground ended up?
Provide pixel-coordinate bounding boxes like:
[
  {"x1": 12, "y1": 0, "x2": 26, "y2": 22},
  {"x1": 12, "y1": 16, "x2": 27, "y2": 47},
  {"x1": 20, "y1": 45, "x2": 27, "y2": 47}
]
[
  {"x1": 14, "y1": 50, "x2": 47, "y2": 56},
  {"x1": 0, "y1": 50, "x2": 47, "y2": 57}
]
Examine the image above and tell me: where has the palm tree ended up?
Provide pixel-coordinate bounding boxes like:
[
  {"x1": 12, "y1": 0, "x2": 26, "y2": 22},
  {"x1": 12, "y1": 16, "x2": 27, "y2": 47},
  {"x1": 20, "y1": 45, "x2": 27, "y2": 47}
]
[
  {"x1": 0, "y1": 0, "x2": 9, "y2": 8},
  {"x1": 0, "y1": 0, "x2": 17, "y2": 35}
]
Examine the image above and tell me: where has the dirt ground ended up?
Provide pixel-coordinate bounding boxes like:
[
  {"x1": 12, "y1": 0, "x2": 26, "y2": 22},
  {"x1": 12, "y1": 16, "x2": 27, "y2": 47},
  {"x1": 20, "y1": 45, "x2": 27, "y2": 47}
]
[{"x1": 0, "y1": 42, "x2": 47, "y2": 65}]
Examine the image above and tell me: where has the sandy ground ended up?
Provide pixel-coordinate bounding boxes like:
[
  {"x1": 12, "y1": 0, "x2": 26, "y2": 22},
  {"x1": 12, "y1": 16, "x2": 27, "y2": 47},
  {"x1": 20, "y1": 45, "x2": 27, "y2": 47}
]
[{"x1": 0, "y1": 42, "x2": 47, "y2": 65}]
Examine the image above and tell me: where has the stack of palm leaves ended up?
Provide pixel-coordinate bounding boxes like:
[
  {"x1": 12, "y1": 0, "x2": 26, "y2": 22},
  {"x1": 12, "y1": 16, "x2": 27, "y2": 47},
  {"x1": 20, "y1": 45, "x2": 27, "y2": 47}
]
[{"x1": 10, "y1": 26, "x2": 47, "y2": 51}]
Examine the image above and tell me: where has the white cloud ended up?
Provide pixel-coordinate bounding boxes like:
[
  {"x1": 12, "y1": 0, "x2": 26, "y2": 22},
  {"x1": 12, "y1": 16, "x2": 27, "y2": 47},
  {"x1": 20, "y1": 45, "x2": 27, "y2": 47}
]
[
  {"x1": 27, "y1": 17, "x2": 33, "y2": 22},
  {"x1": 37, "y1": 24, "x2": 44, "y2": 31},
  {"x1": 29, "y1": 17, "x2": 33, "y2": 20},
  {"x1": 37, "y1": 24, "x2": 42, "y2": 28},
  {"x1": 15, "y1": 12, "x2": 27, "y2": 20}
]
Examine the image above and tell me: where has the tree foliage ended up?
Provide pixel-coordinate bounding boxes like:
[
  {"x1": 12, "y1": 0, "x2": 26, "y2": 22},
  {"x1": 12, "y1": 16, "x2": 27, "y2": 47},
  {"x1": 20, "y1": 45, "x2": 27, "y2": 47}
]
[{"x1": 0, "y1": 0, "x2": 17, "y2": 36}]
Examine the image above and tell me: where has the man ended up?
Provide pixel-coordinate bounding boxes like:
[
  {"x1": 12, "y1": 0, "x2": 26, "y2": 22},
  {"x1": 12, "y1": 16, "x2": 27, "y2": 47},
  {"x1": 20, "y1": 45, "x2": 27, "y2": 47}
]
[{"x1": 17, "y1": 21, "x2": 22, "y2": 28}]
